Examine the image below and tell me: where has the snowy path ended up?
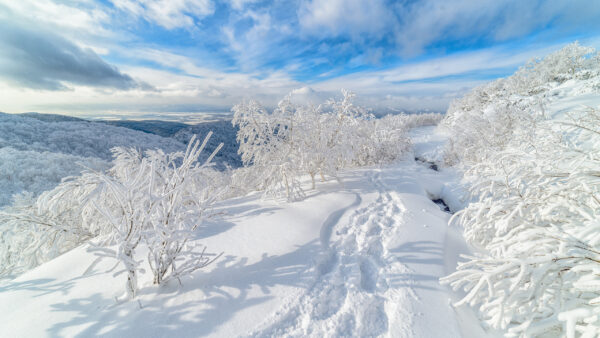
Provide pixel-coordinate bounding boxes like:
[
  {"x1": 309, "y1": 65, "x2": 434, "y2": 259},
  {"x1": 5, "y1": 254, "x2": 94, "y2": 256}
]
[{"x1": 249, "y1": 162, "x2": 464, "y2": 337}]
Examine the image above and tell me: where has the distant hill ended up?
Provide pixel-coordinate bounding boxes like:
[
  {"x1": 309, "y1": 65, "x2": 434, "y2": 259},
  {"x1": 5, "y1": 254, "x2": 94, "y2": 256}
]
[
  {"x1": 173, "y1": 120, "x2": 242, "y2": 169},
  {"x1": 19, "y1": 112, "x2": 87, "y2": 122},
  {"x1": 101, "y1": 120, "x2": 189, "y2": 138},
  {"x1": 12, "y1": 112, "x2": 243, "y2": 168}
]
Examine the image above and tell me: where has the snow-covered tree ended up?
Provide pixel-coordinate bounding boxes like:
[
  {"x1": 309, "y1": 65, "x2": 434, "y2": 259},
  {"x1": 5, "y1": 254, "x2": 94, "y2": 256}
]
[
  {"x1": 142, "y1": 134, "x2": 224, "y2": 285},
  {"x1": 0, "y1": 171, "x2": 111, "y2": 278},
  {"x1": 232, "y1": 96, "x2": 306, "y2": 200},
  {"x1": 1, "y1": 134, "x2": 225, "y2": 298},
  {"x1": 441, "y1": 43, "x2": 600, "y2": 337},
  {"x1": 232, "y1": 89, "x2": 416, "y2": 199},
  {"x1": 89, "y1": 134, "x2": 224, "y2": 296},
  {"x1": 442, "y1": 42, "x2": 599, "y2": 167},
  {"x1": 91, "y1": 157, "x2": 152, "y2": 298}
]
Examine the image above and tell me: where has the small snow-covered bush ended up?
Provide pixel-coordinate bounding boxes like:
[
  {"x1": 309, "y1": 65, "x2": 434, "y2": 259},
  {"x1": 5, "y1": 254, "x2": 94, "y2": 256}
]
[
  {"x1": 442, "y1": 43, "x2": 600, "y2": 337},
  {"x1": 0, "y1": 135, "x2": 225, "y2": 294},
  {"x1": 398, "y1": 112, "x2": 444, "y2": 129},
  {"x1": 0, "y1": 172, "x2": 110, "y2": 278},
  {"x1": 90, "y1": 134, "x2": 223, "y2": 297},
  {"x1": 360, "y1": 114, "x2": 418, "y2": 165},
  {"x1": 232, "y1": 98, "x2": 307, "y2": 200},
  {"x1": 443, "y1": 222, "x2": 600, "y2": 337},
  {"x1": 443, "y1": 114, "x2": 600, "y2": 335}
]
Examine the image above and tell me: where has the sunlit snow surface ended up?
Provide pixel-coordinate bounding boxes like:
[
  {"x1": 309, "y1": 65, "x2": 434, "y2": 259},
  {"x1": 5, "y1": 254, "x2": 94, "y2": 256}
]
[{"x1": 0, "y1": 126, "x2": 487, "y2": 337}]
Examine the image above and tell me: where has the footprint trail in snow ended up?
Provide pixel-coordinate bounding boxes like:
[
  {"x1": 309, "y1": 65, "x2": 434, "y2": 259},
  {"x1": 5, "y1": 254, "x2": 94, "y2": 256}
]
[{"x1": 249, "y1": 167, "x2": 460, "y2": 337}]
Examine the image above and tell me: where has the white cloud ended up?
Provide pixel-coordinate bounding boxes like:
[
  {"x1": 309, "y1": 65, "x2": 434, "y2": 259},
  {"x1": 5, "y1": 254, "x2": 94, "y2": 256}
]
[
  {"x1": 228, "y1": 0, "x2": 260, "y2": 11},
  {"x1": 123, "y1": 48, "x2": 223, "y2": 78},
  {"x1": 288, "y1": 86, "x2": 327, "y2": 105},
  {"x1": 298, "y1": 0, "x2": 393, "y2": 40},
  {"x1": 0, "y1": 38, "x2": 573, "y2": 115},
  {"x1": 0, "y1": 52, "x2": 304, "y2": 115},
  {"x1": 0, "y1": 0, "x2": 112, "y2": 37},
  {"x1": 109, "y1": 0, "x2": 214, "y2": 29},
  {"x1": 0, "y1": 13, "x2": 142, "y2": 91},
  {"x1": 378, "y1": 45, "x2": 562, "y2": 83},
  {"x1": 296, "y1": 0, "x2": 600, "y2": 57},
  {"x1": 393, "y1": 0, "x2": 600, "y2": 57},
  {"x1": 222, "y1": 9, "x2": 293, "y2": 71},
  {"x1": 1, "y1": 0, "x2": 598, "y2": 117},
  {"x1": 308, "y1": 42, "x2": 573, "y2": 112}
]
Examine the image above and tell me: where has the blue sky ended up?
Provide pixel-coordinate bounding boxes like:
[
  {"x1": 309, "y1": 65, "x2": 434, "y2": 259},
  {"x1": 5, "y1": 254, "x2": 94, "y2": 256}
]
[{"x1": 1, "y1": 0, "x2": 599, "y2": 118}]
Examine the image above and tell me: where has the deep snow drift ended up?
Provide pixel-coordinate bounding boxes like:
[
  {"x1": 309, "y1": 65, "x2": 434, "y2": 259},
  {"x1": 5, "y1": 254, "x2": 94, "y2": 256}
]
[{"x1": 0, "y1": 126, "x2": 480, "y2": 337}]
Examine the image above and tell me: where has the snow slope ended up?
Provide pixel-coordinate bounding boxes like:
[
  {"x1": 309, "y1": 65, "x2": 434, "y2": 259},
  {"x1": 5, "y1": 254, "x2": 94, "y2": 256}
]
[
  {"x1": 0, "y1": 113, "x2": 243, "y2": 206},
  {"x1": 0, "y1": 127, "x2": 479, "y2": 337},
  {"x1": 0, "y1": 113, "x2": 187, "y2": 206}
]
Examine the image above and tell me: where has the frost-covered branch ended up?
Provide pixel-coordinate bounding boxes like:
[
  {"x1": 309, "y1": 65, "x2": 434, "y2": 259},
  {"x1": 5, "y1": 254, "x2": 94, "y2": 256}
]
[
  {"x1": 442, "y1": 42, "x2": 600, "y2": 337},
  {"x1": 231, "y1": 90, "x2": 419, "y2": 200}
]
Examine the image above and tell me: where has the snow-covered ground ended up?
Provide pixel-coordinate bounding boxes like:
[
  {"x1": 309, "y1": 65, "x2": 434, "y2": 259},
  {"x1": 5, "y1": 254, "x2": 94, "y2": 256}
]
[{"x1": 0, "y1": 126, "x2": 483, "y2": 337}]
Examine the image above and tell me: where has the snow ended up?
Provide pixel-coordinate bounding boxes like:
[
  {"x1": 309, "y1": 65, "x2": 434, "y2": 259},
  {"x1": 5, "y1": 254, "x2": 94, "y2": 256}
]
[
  {"x1": 408, "y1": 125, "x2": 448, "y2": 165},
  {"x1": 0, "y1": 113, "x2": 187, "y2": 206},
  {"x1": 546, "y1": 81, "x2": 600, "y2": 119},
  {"x1": 440, "y1": 43, "x2": 600, "y2": 336},
  {"x1": 408, "y1": 125, "x2": 468, "y2": 213},
  {"x1": 0, "y1": 126, "x2": 481, "y2": 337}
]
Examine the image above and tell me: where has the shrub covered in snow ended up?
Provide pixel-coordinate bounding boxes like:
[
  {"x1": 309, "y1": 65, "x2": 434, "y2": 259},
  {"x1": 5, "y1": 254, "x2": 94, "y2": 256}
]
[
  {"x1": 397, "y1": 112, "x2": 444, "y2": 130},
  {"x1": 90, "y1": 134, "x2": 224, "y2": 297},
  {"x1": 442, "y1": 42, "x2": 599, "y2": 167},
  {"x1": 0, "y1": 173, "x2": 109, "y2": 278},
  {"x1": 1, "y1": 135, "x2": 225, "y2": 296},
  {"x1": 232, "y1": 90, "x2": 414, "y2": 199},
  {"x1": 441, "y1": 43, "x2": 600, "y2": 337}
]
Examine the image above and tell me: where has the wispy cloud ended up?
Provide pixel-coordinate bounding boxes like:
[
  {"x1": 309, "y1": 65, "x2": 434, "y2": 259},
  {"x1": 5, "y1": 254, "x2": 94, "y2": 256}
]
[
  {"x1": 298, "y1": 0, "x2": 393, "y2": 41},
  {"x1": 108, "y1": 0, "x2": 215, "y2": 29},
  {"x1": 390, "y1": 0, "x2": 600, "y2": 57}
]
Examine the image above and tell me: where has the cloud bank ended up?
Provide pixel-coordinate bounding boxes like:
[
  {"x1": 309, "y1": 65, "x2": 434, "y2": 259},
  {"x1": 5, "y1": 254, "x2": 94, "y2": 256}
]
[{"x1": 0, "y1": 14, "x2": 141, "y2": 91}]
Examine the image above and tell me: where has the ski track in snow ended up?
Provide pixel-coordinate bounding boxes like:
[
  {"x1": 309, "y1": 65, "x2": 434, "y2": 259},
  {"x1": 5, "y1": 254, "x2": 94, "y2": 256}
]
[{"x1": 249, "y1": 170, "x2": 426, "y2": 337}]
